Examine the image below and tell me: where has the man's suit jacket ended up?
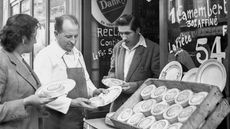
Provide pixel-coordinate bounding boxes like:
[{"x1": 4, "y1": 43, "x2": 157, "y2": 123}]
[
  {"x1": 108, "y1": 38, "x2": 160, "y2": 111},
  {"x1": 0, "y1": 49, "x2": 42, "y2": 129}
]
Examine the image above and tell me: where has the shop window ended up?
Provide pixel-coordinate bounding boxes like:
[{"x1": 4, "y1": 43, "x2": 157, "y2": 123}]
[
  {"x1": 33, "y1": 0, "x2": 46, "y2": 57},
  {"x1": 11, "y1": 3, "x2": 20, "y2": 15},
  {"x1": 21, "y1": 0, "x2": 31, "y2": 65},
  {"x1": 7, "y1": 0, "x2": 74, "y2": 67},
  {"x1": 134, "y1": 0, "x2": 159, "y2": 43},
  {"x1": 49, "y1": 0, "x2": 66, "y2": 44},
  {"x1": 20, "y1": 0, "x2": 32, "y2": 64},
  {"x1": 10, "y1": 1, "x2": 31, "y2": 64},
  {"x1": 21, "y1": 0, "x2": 30, "y2": 15}
]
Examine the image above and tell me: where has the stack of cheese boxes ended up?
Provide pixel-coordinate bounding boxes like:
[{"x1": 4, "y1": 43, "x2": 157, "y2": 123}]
[{"x1": 116, "y1": 83, "x2": 208, "y2": 129}]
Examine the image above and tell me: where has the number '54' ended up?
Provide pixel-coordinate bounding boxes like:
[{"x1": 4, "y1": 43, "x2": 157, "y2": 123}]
[{"x1": 196, "y1": 36, "x2": 226, "y2": 64}]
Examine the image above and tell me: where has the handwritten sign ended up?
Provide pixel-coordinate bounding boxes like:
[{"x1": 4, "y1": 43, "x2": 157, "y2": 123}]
[
  {"x1": 168, "y1": 0, "x2": 227, "y2": 66},
  {"x1": 92, "y1": 24, "x2": 121, "y2": 60},
  {"x1": 91, "y1": 23, "x2": 121, "y2": 88}
]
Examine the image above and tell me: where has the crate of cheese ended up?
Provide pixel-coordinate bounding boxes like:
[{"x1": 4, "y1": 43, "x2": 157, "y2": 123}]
[{"x1": 110, "y1": 78, "x2": 230, "y2": 129}]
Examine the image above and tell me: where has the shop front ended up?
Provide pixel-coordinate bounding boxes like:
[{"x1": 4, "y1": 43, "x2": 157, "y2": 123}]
[
  {"x1": 84, "y1": 0, "x2": 230, "y2": 128},
  {"x1": 0, "y1": 0, "x2": 230, "y2": 129}
]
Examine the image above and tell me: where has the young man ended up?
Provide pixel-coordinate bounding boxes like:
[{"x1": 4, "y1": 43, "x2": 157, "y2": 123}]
[
  {"x1": 34, "y1": 15, "x2": 106, "y2": 129},
  {"x1": 107, "y1": 14, "x2": 160, "y2": 111}
]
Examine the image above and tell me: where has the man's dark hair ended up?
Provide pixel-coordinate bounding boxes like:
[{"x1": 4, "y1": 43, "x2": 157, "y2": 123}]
[
  {"x1": 0, "y1": 14, "x2": 39, "y2": 52},
  {"x1": 54, "y1": 14, "x2": 79, "y2": 33},
  {"x1": 115, "y1": 14, "x2": 141, "y2": 32}
]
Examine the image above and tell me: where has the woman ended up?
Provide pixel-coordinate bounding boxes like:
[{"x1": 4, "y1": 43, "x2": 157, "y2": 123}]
[{"x1": 0, "y1": 14, "x2": 54, "y2": 129}]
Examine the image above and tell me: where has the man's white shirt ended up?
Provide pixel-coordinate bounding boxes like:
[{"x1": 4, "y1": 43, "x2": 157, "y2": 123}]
[
  {"x1": 121, "y1": 34, "x2": 147, "y2": 81},
  {"x1": 34, "y1": 41, "x2": 96, "y2": 114}
]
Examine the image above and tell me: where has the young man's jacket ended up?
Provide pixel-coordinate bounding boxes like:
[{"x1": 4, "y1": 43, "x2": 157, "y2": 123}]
[{"x1": 108, "y1": 38, "x2": 160, "y2": 111}]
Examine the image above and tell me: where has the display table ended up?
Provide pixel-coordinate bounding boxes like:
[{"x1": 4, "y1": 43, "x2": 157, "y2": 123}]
[{"x1": 84, "y1": 118, "x2": 115, "y2": 129}]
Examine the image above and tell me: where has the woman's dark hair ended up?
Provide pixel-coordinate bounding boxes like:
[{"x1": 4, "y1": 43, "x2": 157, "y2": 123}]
[
  {"x1": 54, "y1": 14, "x2": 79, "y2": 33},
  {"x1": 115, "y1": 14, "x2": 141, "y2": 32},
  {"x1": 0, "y1": 14, "x2": 39, "y2": 52}
]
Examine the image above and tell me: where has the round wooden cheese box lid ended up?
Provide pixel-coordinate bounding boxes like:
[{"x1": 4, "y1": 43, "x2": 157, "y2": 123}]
[
  {"x1": 127, "y1": 113, "x2": 145, "y2": 126},
  {"x1": 175, "y1": 90, "x2": 193, "y2": 107},
  {"x1": 189, "y1": 92, "x2": 208, "y2": 106},
  {"x1": 163, "y1": 88, "x2": 180, "y2": 105},
  {"x1": 150, "y1": 119, "x2": 169, "y2": 129},
  {"x1": 138, "y1": 116, "x2": 156, "y2": 129},
  {"x1": 141, "y1": 84, "x2": 156, "y2": 100},
  {"x1": 151, "y1": 86, "x2": 167, "y2": 102},
  {"x1": 117, "y1": 108, "x2": 133, "y2": 122},
  {"x1": 178, "y1": 105, "x2": 197, "y2": 122}
]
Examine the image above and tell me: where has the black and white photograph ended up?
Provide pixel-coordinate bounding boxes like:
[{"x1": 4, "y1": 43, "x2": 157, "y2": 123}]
[{"x1": 0, "y1": 0, "x2": 230, "y2": 129}]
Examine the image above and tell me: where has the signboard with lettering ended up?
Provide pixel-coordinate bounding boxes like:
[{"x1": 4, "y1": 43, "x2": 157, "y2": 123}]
[
  {"x1": 91, "y1": 0, "x2": 132, "y2": 87},
  {"x1": 92, "y1": 0, "x2": 132, "y2": 27},
  {"x1": 93, "y1": 24, "x2": 121, "y2": 87},
  {"x1": 93, "y1": 24, "x2": 120, "y2": 61},
  {"x1": 168, "y1": 0, "x2": 227, "y2": 66}
]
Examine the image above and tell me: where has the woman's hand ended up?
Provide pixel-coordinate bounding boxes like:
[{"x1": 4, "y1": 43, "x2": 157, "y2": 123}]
[{"x1": 23, "y1": 94, "x2": 56, "y2": 106}]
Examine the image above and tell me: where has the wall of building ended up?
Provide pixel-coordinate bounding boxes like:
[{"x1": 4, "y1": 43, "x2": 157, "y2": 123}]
[{"x1": 0, "y1": 0, "x2": 3, "y2": 28}]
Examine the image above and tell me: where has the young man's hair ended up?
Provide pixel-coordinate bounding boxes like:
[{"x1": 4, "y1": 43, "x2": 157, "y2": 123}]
[{"x1": 115, "y1": 14, "x2": 141, "y2": 31}]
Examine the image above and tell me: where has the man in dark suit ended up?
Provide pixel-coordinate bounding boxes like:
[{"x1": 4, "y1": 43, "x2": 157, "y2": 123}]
[{"x1": 107, "y1": 14, "x2": 160, "y2": 111}]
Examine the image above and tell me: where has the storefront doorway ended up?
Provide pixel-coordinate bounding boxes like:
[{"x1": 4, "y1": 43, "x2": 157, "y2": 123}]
[
  {"x1": 89, "y1": 0, "x2": 160, "y2": 89},
  {"x1": 85, "y1": 0, "x2": 160, "y2": 119},
  {"x1": 133, "y1": 0, "x2": 159, "y2": 44}
]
